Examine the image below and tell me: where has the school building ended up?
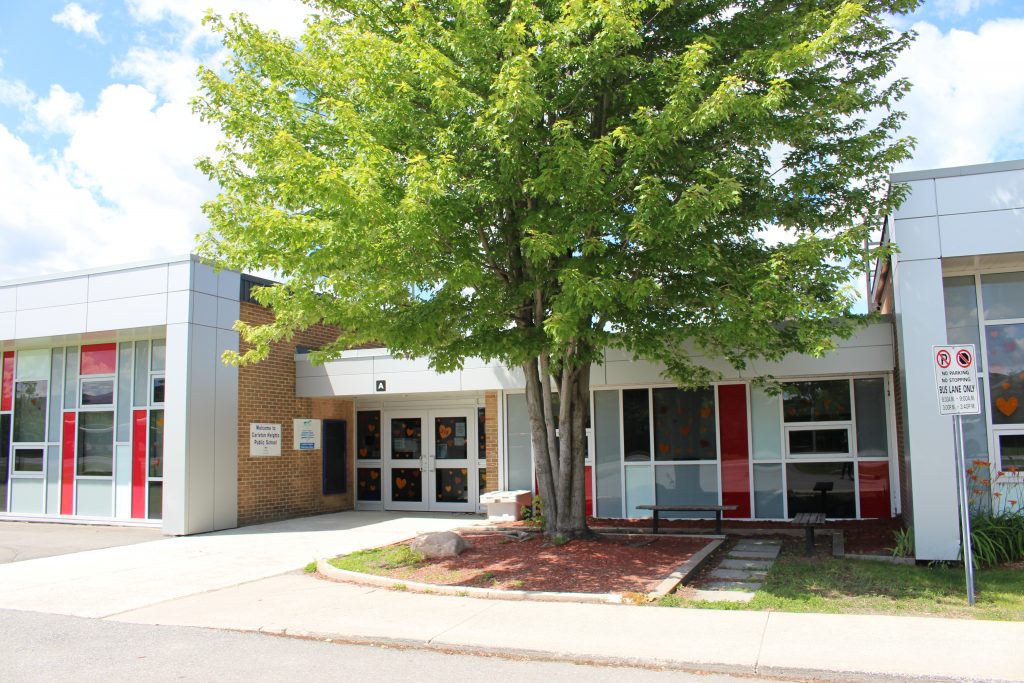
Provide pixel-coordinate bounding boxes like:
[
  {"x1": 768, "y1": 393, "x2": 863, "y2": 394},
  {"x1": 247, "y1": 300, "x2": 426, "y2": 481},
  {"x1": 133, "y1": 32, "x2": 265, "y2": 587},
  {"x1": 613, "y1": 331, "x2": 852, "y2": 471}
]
[{"x1": 1, "y1": 159, "x2": 1021, "y2": 561}]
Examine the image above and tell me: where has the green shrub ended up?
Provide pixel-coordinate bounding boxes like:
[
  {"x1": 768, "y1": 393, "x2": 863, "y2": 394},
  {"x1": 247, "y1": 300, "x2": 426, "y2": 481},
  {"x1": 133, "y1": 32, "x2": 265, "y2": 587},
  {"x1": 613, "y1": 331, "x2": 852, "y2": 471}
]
[
  {"x1": 892, "y1": 526, "x2": 914, "y2": 558},
  {"x1": 970, "y1": 513, "x2": 1024, "y2": 568}
]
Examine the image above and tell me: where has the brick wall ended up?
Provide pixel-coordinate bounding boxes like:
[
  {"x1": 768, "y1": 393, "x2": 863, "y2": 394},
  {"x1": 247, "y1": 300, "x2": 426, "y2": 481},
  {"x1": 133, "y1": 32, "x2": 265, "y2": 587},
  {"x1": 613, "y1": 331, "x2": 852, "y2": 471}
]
[
  {"x1": 484, "y1": 391, "x2": 498, "y2": 492},
  {"x1": 237, "y1": 302, "x2": 355, "y2": 526}
]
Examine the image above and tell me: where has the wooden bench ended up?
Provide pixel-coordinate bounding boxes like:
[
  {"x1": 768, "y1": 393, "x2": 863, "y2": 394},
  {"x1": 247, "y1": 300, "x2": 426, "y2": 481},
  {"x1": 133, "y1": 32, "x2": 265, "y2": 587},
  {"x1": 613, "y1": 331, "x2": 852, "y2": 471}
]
[
  {"x1": 636, "y1": 504, "x2": 738, "y2": 535},
  {"x1": 792, "y1": 512, "x2": 827, "y2": 556}
]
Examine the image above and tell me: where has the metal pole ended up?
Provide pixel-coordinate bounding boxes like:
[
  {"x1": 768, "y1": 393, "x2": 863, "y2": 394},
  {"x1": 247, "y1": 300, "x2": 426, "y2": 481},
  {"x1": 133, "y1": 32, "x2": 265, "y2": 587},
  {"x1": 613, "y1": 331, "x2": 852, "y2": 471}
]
[{"x1": 953, "y1": 415, "x2": 976, "y2": 605}]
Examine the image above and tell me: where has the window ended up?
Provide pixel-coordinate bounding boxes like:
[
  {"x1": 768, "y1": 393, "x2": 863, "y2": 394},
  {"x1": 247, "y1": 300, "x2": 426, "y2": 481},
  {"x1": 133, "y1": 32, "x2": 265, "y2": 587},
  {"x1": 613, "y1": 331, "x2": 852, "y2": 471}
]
[
  {"x1": 653, "y1": 387, "x2": 716, "y2": 461},
  {"x1": 13, "y1": 447, "x2": 44, "y2": 473},
  {"x1": 782, "y1": 380, "x2": 854, "y2": 460},
  {"x1": 77, "y1": 411, "x2": 114, "y2": 476},
  {"x1": 787, "y1": 427, "x2": 851, "y2": 456},
  {"x1": 13, "y1": 380, "x2": 47, "y2": 443},
  {"x1": 783, "y1": 380, "x2": 851, "y2": 423},
  {"x1": 148, "y1": 410, "x2": 164, "y2": 478},
  {"x1": 81, "y1": 379, "x2": 114, "y2": 406},
  {"x1": 357, "y1": 411, "x2": 380, "y2": 459},
  {"x1": 622, "y1": 389, "x2": 651, "y2": 461},
  {"x1": 996, "y1": 432, "x2": 1024, "y2": 472},
  {"x1": 151, "y1": 376, "x2": 165, "y2": 405},
  {"x1": 986, "y1": 323, "x2": 1024, "y2": 426}
]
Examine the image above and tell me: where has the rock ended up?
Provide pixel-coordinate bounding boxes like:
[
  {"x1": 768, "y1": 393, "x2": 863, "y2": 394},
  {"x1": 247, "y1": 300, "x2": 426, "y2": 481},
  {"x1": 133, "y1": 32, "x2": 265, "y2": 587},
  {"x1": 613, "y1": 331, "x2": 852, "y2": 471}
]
[{"x1": 410, "y1": 531, "x2": 468, "y2": 558}]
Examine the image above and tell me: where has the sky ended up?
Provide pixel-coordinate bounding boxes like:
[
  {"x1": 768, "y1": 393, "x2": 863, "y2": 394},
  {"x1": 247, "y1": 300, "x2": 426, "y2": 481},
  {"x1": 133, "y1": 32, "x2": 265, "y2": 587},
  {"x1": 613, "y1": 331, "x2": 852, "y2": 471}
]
[{"x1": 1, "y1": 0, "x2": 1023, "y2": 283}]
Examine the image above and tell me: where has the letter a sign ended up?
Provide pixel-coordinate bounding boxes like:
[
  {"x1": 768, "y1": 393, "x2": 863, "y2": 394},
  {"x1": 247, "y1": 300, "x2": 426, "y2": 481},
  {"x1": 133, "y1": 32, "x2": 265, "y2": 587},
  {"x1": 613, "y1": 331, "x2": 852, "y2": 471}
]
[{"x1": 932, "y1": 345, "x2": 980, "y2": 415}]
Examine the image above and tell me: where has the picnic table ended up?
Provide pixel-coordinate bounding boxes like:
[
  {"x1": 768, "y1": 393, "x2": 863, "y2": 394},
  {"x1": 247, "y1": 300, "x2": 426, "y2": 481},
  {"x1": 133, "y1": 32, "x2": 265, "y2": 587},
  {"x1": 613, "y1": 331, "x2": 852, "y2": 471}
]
[
  {"x1": 636, "y1": 504, "x2": 738, "y2": 535},
  {"x1": 792, "y1": 511, "x2": 827, "y2": 556}
]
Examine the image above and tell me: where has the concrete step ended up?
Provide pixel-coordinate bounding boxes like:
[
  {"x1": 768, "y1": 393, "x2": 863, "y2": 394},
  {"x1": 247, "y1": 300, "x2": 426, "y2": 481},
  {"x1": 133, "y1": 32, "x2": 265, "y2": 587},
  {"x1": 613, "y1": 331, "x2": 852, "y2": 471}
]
[
  {"x1": 703, "y1": 581, "x2": 762, "y2": 592},
  {"x1": 709, "y1": 568, "x2": 768, "y2": 581},
  {"x1": 719, "y1": 558, "x2": 773, "y2": 571},
  {"x1": 728, "y1": 549, "x2": 780, "y2": 560}
]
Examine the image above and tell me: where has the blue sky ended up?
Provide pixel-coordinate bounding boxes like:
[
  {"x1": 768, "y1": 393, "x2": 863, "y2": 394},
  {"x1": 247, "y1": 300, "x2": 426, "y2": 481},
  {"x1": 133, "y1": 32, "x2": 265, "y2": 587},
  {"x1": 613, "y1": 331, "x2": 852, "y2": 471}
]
[{"x1": 1, "y1": 0, "x2": 1023, "y2": 283}]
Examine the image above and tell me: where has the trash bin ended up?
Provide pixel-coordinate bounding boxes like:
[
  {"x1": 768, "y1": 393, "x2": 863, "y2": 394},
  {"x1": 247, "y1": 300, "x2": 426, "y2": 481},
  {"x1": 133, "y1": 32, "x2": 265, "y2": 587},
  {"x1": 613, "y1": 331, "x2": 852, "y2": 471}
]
[{"x1": 479, "y1": 490, "x2": 533, "y2": 522}]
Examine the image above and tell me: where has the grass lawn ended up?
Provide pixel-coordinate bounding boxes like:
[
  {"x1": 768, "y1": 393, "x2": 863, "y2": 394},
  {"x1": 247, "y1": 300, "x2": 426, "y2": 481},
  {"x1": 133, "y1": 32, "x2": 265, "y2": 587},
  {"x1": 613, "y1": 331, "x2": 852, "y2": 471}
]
[
  {"x1": 329, "y1": 545, "x2": 425, "y2": 574},
  {"x1": 662, "y1": 547, "x2": 1024, "y2": 621}
]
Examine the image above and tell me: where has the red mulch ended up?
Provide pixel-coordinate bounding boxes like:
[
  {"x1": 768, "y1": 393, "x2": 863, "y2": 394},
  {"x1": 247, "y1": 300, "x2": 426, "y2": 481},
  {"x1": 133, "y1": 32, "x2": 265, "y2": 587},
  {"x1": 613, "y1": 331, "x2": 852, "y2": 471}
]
[
  {"x1": 502, "y1": 517, "x2": 905, "y2": 555},
  {"x1": 378, "y1": 533, "x2": 710, "y2": 594}
]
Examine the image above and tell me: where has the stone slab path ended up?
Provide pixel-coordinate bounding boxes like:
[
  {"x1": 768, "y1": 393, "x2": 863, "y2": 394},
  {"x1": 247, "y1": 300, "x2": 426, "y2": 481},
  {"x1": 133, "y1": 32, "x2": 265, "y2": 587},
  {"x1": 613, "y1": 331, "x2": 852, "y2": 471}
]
[{"x1": 691, "y1": 539, "x2": 782, "y2": 603}]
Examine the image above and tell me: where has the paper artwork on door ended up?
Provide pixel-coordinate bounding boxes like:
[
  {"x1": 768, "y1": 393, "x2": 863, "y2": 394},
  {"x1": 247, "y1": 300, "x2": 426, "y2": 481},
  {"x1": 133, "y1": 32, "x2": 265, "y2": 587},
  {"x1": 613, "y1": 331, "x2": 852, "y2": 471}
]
[
  {"x1": 390, "y1": 467, "x2": 422, "y2": 502},
  {"x1": 434, "y1": 416, "x2": 468, "y2": 460},
  {"x1": 436, "y1": 467, "x2": 469, "y2": 503},
  {"x1": 357, "y1": 467, "x2": 382, "y2": 501}
]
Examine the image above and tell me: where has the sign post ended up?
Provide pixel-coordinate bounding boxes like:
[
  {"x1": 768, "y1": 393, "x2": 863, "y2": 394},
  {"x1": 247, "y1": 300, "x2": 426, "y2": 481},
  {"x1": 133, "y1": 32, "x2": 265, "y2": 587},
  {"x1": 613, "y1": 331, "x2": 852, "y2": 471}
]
[{"x1": 931, "y1": 344, "x2": 979, "y2": 605}]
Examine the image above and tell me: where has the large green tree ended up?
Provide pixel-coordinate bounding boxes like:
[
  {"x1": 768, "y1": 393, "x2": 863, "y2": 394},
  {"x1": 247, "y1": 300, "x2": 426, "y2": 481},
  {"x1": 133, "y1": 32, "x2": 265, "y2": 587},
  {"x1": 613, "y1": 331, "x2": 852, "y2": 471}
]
[{"x1": 195, "y1": 0, "x2": 915, "y2": 537}]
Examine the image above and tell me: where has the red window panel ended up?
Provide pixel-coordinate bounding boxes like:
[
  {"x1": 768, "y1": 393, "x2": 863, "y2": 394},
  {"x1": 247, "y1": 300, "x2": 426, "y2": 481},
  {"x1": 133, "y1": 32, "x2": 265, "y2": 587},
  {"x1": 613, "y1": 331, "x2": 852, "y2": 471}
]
[
  {"x1": 858, "y1": 461, "x2": 892, "y2": 518},
  {"x1": 718, "y1": 384, "x2": 751, "y2": 518},
  {"x1": 61, "y1": 413, "x2": 76, "y2": 515},
  {"x1": 1, "y1": 351, "x2": 13, "y2": 411},
  {"x1": 132, "y1": 410, "x2": 148, "y2": 519},
  {"x1": 80, "y1": 343, "x2": 117, "y2": 375},
  {"x1": 585, "y1": 465, "x2": 593, "y2": 517}
]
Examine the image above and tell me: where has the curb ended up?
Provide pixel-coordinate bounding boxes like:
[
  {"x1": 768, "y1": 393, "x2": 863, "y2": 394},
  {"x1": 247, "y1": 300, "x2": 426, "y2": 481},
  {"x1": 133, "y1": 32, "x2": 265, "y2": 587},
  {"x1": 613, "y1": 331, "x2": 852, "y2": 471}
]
[
  {"x1": 317, "y1": 533, "x2": 723, "y2": 605},
  {"x1": 262, "y1": 628, "x2": 984, "y2": 683},
  {"x1": 646, "y1": 537, "x2": 724, "y2": 601},
  {"x1": 844, "y1": 553, "x2": 916, "y2": 565},
  {"x1": 316, "y1": 559, "x2": 622, "y2": 604}
]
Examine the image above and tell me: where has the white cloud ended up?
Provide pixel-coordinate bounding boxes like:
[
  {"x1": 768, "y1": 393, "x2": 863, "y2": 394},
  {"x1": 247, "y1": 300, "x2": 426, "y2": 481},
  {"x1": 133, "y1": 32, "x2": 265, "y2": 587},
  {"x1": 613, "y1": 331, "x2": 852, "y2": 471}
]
[
  {"x1": 51, "y1": 3, "x2": 103, "y2": 42},
  {"x1": 894, "y1": 18, "x2": 1024, "y2": 171},
  {"x1": 931, "y1": 0, "x2": 990, "y2": 18},
  {"x1": 33, "y1": 85, "x2": 84, "y2": 134}
]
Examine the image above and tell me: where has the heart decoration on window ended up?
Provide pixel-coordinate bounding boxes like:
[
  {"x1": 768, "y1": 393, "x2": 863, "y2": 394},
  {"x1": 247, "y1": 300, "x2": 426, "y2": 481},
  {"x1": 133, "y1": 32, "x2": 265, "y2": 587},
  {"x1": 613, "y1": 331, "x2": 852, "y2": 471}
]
[
  {"x1": 395, "y1": 477, "x2": 407, "y2": 489},
  {"x1": 438, "y1": 424, "x2": 452, "y2": 440},
  {"x1": 996, "y1": 396, "x2": 1019, "y2": 418}
]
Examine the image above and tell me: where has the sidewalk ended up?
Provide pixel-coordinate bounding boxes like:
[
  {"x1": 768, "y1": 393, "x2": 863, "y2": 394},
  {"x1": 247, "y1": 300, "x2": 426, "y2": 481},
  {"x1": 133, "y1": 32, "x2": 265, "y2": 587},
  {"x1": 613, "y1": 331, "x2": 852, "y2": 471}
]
[
  {"x1": 2, "y1": 512, "x2": 1021, "y2": 681},
  {"x1": 110, "y1": 569, "x2": 1024, "y2": 682}
]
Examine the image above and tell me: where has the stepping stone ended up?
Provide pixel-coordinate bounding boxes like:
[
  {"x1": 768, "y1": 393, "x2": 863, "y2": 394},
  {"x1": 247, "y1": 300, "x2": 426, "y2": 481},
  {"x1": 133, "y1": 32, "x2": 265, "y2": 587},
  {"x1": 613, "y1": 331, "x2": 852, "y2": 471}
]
[
  {"x1": 709, "y1": 568, "x2": 767, "y2": 581},
  {"x1": 733, "y1": 539, "x2": 781, "y2": 549},
  {"x1": 720, "y1": 558, "x2": 772, "y2": 571},
  {"x1": 704, "y1": 581, "x2": 762, "y2": 592},
  {"x1": 729, "y1": 549, "x2": 780, "y2": 560},
  {"x1": 690, "y1": 588, "x2": 755, "y2": 603}
]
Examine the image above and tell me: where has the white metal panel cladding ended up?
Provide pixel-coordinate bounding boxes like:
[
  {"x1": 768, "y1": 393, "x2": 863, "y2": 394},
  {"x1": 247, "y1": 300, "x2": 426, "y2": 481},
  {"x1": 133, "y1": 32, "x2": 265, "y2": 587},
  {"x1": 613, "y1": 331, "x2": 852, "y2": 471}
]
[
  {"x1": 16, "y1": 277, "x2": 89, "y2": 310},
  {"x1": 892, "y1": 179, "x2": 937, "y2": 220},
  {"x1": 88, "y1": 266, "x2": 170, "y2": 302},
  {"x1": 893, "y1": 257, "x2": 962, "y2": 560},
  {"x1": 890, "y1": 215, "x2": 941, "y2": 262},
  {"x1": 297, "y1": 322, "x2": 895, "y2": 398},
  {"x1": 935, "y1": 168, "x2": 1024, "y2": 216},
  {"x1": 938, "y1": 210, "x2": 1024, "y2": 259}
]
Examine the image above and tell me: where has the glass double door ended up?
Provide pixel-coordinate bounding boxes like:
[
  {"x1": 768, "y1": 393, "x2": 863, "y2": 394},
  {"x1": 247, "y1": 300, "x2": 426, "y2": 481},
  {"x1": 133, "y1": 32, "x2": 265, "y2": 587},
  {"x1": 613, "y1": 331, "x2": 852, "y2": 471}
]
[{"x1": 383, "y1": 409, "x2": 477, "y2": 512}]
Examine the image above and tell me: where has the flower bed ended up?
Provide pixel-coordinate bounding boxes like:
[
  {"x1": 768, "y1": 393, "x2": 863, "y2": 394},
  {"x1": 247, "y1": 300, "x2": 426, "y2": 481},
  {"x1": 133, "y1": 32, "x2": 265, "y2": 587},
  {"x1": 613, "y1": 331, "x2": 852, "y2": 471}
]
[{"x1": 329, "y1": 532, "x2": 711, "y2": 594}]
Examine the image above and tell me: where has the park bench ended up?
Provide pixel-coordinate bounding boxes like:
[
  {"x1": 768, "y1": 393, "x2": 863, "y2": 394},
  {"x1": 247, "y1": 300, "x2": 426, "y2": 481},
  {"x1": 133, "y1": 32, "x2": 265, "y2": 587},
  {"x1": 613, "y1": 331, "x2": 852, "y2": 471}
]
[
  {"x1": 636, "y1": 504, "x2": 737, "y2": 535},
  {"x1": 792, "y1": 512, "x2": 827, "y2": 556}
]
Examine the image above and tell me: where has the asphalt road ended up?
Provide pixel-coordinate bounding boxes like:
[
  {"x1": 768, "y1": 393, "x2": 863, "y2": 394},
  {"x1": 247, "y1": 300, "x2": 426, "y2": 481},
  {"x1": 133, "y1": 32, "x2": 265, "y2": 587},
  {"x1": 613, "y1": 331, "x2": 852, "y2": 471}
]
[{"x1": 2, "y1": 609, "x2": 776, "y2": 683}]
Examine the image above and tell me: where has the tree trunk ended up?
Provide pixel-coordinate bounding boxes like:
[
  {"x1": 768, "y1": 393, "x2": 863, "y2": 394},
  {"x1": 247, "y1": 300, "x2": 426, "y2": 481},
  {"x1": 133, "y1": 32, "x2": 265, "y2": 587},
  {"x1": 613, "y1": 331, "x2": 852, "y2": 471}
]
[{"x1": 521, "y1": 353, "x2": 592, "y2": 539}]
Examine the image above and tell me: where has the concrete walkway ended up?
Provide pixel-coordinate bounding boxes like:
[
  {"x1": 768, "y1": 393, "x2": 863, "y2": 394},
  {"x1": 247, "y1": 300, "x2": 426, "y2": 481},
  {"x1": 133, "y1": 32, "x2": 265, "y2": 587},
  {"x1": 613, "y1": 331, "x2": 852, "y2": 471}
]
[
  {"x1": 0, "y1": 511, "x2": 481, "y2": 618},
  {"x1": 1, "y1": 512, "x2": 1021, "y2": 681},
  {"x1": 110, "y1": 572, "x2": 1024, "y2": 682}
]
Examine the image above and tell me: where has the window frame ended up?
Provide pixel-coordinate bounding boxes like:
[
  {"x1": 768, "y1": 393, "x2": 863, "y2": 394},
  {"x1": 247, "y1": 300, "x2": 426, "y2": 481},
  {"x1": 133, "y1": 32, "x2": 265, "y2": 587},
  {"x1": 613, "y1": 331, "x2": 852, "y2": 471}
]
[{"x1": 993, "y1": 429, "x2": 1024, "y2": 479}]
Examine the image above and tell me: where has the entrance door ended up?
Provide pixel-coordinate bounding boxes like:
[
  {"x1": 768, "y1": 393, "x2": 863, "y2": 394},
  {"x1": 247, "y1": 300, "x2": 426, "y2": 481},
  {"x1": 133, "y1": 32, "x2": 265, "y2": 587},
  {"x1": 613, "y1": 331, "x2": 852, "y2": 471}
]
[
  {"x1": 383, "y1": 413, "x2": 427, "y2": 511},
  {"x1": 382, "y1": 409, "x2": 477, "y2": 512},
  {"x1": 427, "y1": 410, "x2": 476, "y2": 512}
]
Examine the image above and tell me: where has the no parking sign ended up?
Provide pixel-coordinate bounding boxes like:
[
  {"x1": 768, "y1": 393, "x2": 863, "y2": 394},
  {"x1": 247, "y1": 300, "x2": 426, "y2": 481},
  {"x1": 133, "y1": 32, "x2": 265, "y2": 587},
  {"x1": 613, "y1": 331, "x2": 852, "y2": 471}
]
[
  {"x1": 932, "y1": 344, "x2": 980, "y2": 415},
  {"x1": 932, "y1": 343, "x2": 979, "y2": 605}
]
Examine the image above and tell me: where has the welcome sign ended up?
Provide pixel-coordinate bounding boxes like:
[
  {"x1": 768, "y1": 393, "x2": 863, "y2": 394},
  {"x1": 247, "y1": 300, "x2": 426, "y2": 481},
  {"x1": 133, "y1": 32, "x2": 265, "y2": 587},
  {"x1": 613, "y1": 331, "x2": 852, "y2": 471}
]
[{"x1": 250, "y1": 423, "x2": 282, "y2": 456}]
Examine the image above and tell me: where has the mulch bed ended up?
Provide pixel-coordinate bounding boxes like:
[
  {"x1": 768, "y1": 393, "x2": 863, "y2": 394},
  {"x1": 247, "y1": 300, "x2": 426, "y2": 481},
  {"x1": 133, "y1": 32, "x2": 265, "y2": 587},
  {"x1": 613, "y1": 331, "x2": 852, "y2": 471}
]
[
  {"x1": 501, "y1": 516, "x2": 904, "y2": 555},
  {"x1": 375, "y1": 533, "x2": 709, "y2": 594}
]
